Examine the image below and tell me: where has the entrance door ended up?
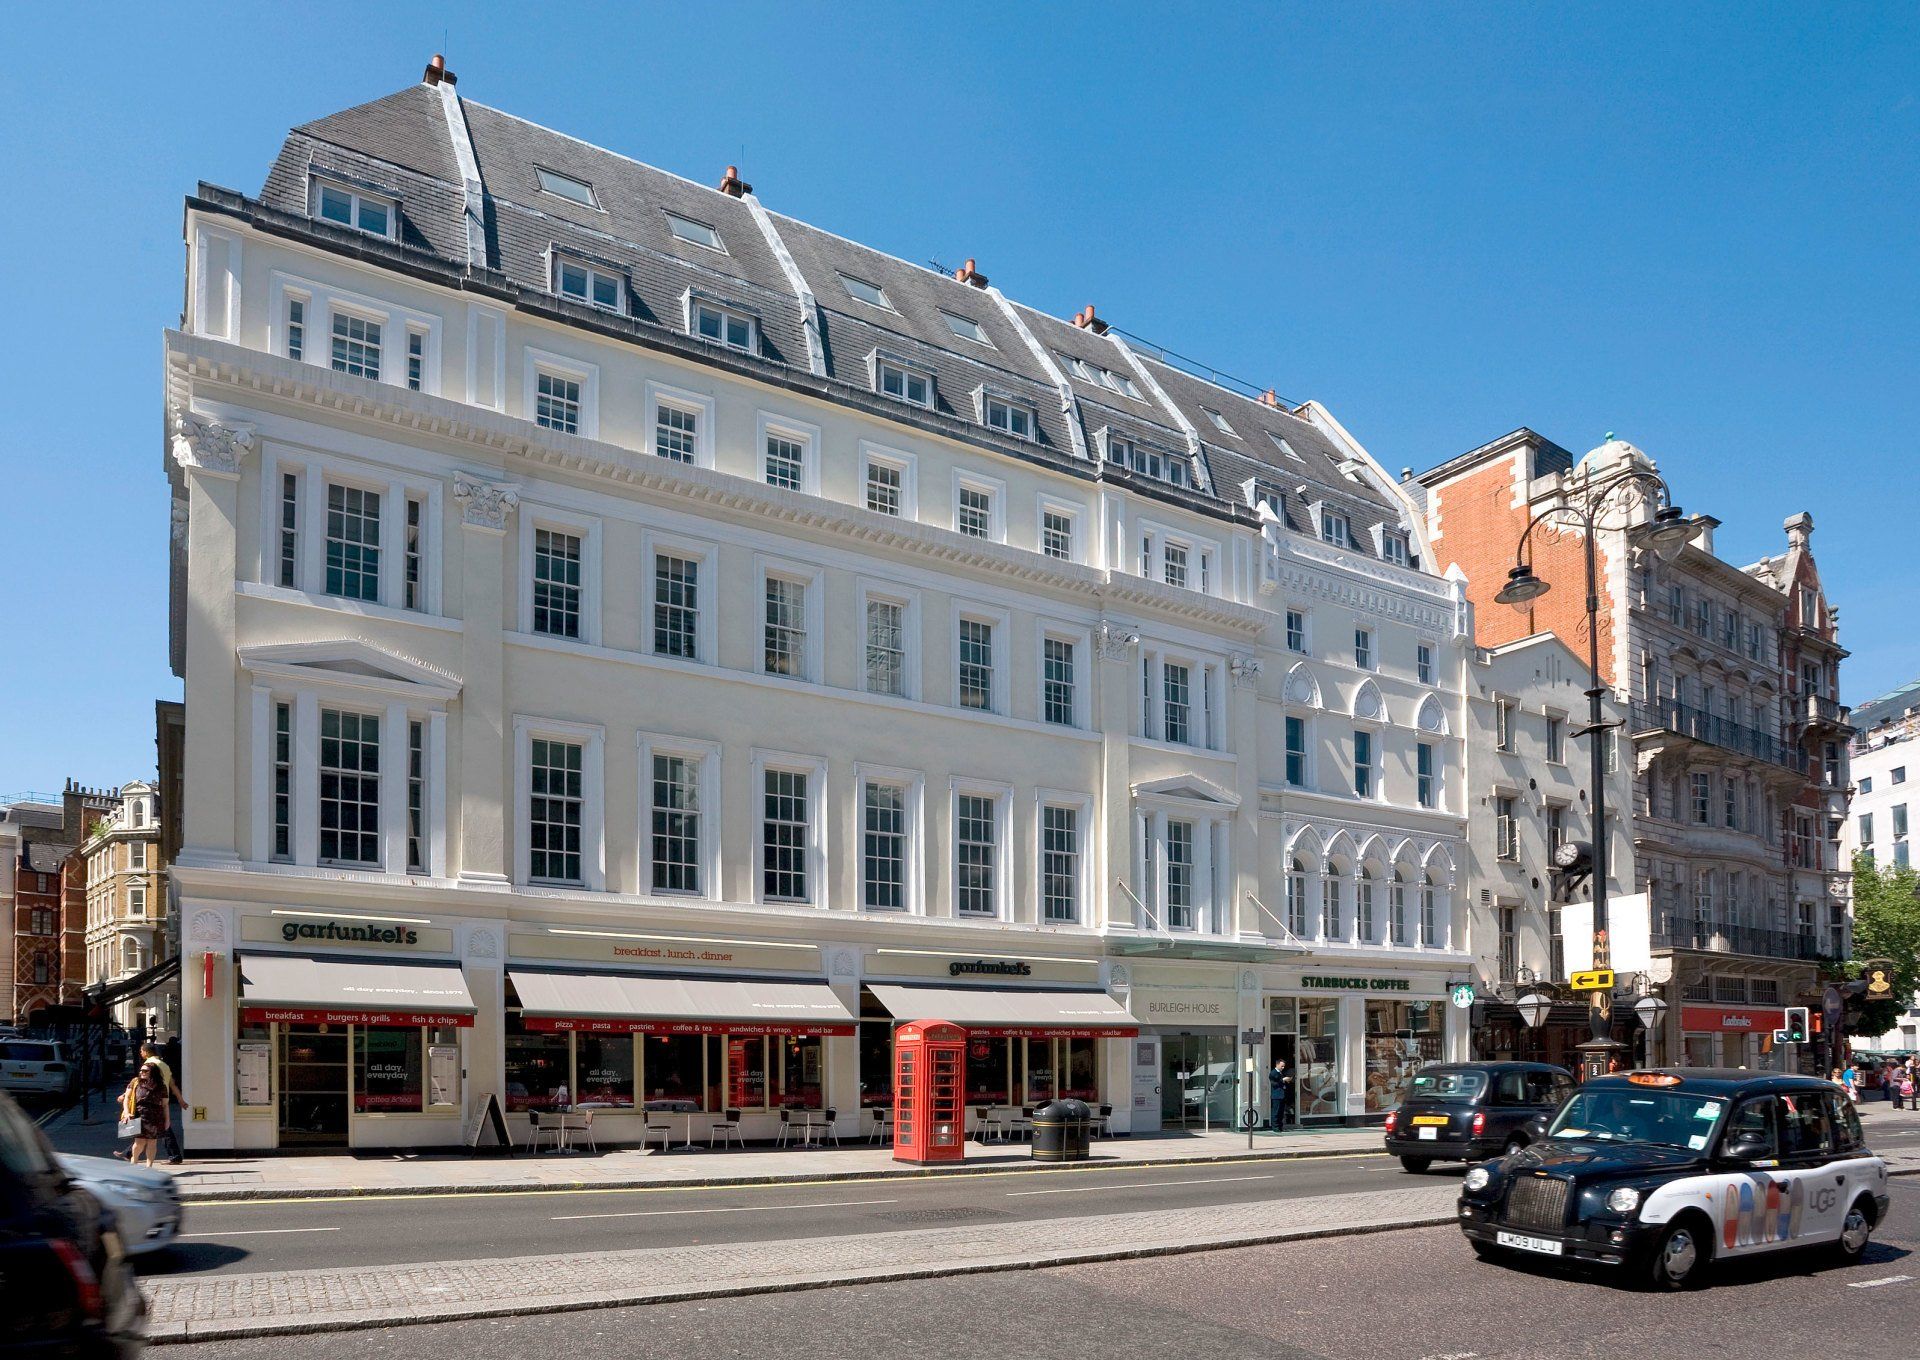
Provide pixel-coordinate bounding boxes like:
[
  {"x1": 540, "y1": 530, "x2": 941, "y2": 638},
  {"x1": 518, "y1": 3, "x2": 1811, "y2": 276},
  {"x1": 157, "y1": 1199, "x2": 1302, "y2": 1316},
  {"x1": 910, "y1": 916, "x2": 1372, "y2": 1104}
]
[
  {"x1": 1160, "y1": 1034, "x2": 1236, "y2": 1129},
  {"x1": 279, "y1": 1025, "x2": 349, "y2": 1146}
]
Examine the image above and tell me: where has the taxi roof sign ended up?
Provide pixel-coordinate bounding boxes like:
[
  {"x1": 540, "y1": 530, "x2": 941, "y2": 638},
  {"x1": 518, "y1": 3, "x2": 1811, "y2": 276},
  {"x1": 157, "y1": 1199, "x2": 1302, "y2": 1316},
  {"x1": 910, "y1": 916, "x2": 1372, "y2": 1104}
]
[
  {"x1": 1569, "y1": 969, "x2": 1616, "y2": 992},
  {"x1": 1626, "y1": 1072, "x2": 1683, "y2": 1087}
]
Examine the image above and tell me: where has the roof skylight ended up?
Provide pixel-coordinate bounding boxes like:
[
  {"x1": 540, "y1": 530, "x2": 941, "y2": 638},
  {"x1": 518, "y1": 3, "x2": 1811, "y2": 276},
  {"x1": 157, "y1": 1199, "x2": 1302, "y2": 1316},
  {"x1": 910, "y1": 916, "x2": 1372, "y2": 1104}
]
[
  {"x1": 535, "y1": 167, "x2": 599, "y2": 208},
  {"x1": 1203, "y1": 407, "x2": 1236, "y2": 436},
  {"x1": 943, "y1": 312, "x2": 990, "y2": 345},
  {"x1": 840, "y1": 274, "x2": 890, "y2": 309},
  {"x1": 665, "y1": 212, "x2": 724, "y2": 252}
]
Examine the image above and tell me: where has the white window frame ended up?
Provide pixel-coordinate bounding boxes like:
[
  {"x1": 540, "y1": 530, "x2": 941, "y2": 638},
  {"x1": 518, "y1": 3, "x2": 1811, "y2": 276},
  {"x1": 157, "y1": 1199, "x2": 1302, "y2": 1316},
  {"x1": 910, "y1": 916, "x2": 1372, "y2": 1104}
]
[
  {"x1": 522, "y1": 347, "x2": 599, "y2": 440},
  {"x1": 310, "y1": 177, "x2": 397, "y2": 240},
  {"x1": 535, "y1": 167, "x2": 601, "y2": 209},
  {"x1": 949, "y1": 778, "x2": 1013, "y2": 921},
  {"x1": 1034, "y1": 789, "x2": 1094, "y2": 926},
  {"x1": 642, "y1": 528, "x2": 719, "y2": 665},
  {"x1": 1285, "y1": 609, "x2": 1310, "y2": 655},
  {"x1": 857, "y1": 579, "x2": 921, "y2": 701},
  {"x1": 953, "y1": 603, "x2": 1011, "y2": 716},
  {"x1": 686, "y1": 294, "x2": 755, "y2": 353},
  {"x1": 1380, "y1": 530, "x2": 1411, "y2": 567},
  {"x1": 860, "y1": 442, "x2": 919, "y2": 520},
  {"x1": 951, "y1": 470, "x2": 1007, "y2": 543},
  {"x1": 549, "y1": 252, "x2": 624, "y2": 312},
  {"x1": 757, "y1": 556, "x2": 825, "y2": 684},
  {"x1": 1036, "y1": 495, "x2": 1082, "y2": 564},
  {"x1": 1139, "y1": 644, "x2": 1225, "y2": 751},
  {"x1": 636, "y1": 732, "x2": 720, "y2": 900},
  {"x1": 268, "y1": 271, "x2": 441, "y2": 394},
  {"x1": 512, "y1": 715, "x2": 606, "y2": 891},
  {"x1": 256, "y1": 446, "x2": 444, "y2": 616},
  {"x1": 752, "y1": 749, "x2": 827, "y2": 907},
  {"x1": 756, "y1": 411, "x2": 823, "y2": 496},
  {"x1": 873, "y1": 352, "x2": 934, "y2": 409},
  {"x1": 976, "y1": 388, "x2": 1033, "y2": 439},
  {"x1": 1319, "y1": 507, "x2": 1353, "y2": 548},
  {"x1": 1202, "y1": 406, "x2": 1236, "y2": 436},
  {"x1": 517, "y1": 505, "x2": 602, "y2": 647},
  {"x1": 856, "y1": 763, "x2": 925, "y2": 914},
  {"x1": 1136, "y1": 517, "x2": 1220, "y2": 594},
  {"x1": 942, "y1": 311, "x2": 993, "y2": 346},
  {"x1": 838, "y1": 273, "x2": 891, "y2": 310},
  {"x1": 1035, "y1": 620, "x2": 1092, "y2": 729},
  {"x1": 1416, "y1": 640, "x2": 1436, "y2": 686},
  {"x1": 644, "y1": 380, "x2": 716, "y2": 468}
]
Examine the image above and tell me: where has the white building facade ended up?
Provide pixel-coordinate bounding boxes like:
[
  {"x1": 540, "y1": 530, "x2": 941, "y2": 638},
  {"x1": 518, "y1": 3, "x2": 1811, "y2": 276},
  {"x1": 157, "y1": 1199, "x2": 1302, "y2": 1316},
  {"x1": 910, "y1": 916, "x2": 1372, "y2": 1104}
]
[
  {"x1": 1840, "y1": 680, "x2": 1920, "y2": 1052},
  {"x1": 166, "y1": 65, "x2": 1471, "y2": 1152},
  {"x1": 79, "y1": 781, "x2": 172, "y2": 1036}
]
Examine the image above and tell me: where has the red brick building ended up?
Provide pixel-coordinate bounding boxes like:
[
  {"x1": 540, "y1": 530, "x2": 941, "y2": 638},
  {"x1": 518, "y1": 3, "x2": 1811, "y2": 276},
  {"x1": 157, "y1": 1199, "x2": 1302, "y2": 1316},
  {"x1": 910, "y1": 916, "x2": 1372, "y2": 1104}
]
[{"x1": 5, "y1": 782, "x2": 118, "y2": 1026}]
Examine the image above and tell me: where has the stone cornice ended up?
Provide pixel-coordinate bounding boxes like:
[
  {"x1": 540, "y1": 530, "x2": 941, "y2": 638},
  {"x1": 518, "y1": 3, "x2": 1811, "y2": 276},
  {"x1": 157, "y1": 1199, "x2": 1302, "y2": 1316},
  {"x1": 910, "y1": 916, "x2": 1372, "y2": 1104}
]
[{"x1": 165, "y1": 331, "x2": 1272, "y2": 634}]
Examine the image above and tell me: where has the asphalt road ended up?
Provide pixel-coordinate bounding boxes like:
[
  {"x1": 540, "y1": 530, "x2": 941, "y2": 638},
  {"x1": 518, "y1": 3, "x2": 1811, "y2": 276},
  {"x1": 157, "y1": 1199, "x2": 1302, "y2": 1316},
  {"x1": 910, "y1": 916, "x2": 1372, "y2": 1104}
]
[
  {"x1": 165, "y1": 1179, "x2": 1920, "y2": 1360},
  {"x1": 145, "y1": 1149, "x2": 1404, "y2": 1277},
  {"x1": 144, "y1": 1119, "x2": 1920, "y2": 1279}
]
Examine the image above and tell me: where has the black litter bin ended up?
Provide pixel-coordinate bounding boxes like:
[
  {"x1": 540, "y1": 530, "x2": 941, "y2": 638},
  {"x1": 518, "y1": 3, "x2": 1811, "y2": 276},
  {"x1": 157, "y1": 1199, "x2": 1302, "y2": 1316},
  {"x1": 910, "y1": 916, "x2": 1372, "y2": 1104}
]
[{"x1": 1031, "y1": 1098, "x2": 1093, "y2": 1162}]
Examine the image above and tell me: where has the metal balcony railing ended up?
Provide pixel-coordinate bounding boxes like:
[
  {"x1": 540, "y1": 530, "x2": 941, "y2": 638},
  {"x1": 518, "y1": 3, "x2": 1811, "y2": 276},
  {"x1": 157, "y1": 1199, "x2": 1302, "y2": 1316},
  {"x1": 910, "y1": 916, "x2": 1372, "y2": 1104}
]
[
  {"x1": 1633, "y1": 701, "x2": 1808, "y2": 773},
  {"x1": 1652, "y1": 913, "x2": 1826, "y2": 961}
]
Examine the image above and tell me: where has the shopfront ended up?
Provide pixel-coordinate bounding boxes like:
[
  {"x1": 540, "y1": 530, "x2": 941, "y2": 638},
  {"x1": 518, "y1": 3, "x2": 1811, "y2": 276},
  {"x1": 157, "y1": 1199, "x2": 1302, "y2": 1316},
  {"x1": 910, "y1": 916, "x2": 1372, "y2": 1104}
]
[
  {"x1": 232, "y1": 939, "x2": 476, "y2": 1149},
  {"x1": 1127, "y1": 981, "x2": 1242, "y2": 1131},
  {"x1": 859, "y1": 951, "x2": 1134, "y2": 1124},
  {"x1": 1678, "y1": 1004, "x2": 1788, "y2": 1071},
  {"x1": 1262, "y1": 969, "x2": 1464, "y2": 1124}
]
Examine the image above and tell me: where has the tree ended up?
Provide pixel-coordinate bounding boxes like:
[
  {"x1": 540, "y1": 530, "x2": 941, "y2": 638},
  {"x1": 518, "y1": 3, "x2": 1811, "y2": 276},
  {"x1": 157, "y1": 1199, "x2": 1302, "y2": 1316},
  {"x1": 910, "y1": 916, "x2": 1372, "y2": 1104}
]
[{"x1": 1848, "y1": 852, "x2": 1920, "y2": 1037}]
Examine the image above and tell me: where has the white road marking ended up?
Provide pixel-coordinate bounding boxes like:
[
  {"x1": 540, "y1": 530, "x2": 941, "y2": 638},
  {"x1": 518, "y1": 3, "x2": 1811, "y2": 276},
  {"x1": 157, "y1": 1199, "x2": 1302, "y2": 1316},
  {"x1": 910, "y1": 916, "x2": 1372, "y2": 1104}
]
[
  {"x1": 187, "y1": 1226, "x2": 343, "y2": 1238},
  {"x1": 551, "y1": 1198, "x2": 898, "y2": 1222},
  {"x1": 1005, "y1": 1174, "x2": 1274, "y2": 1197},
  {"x1": 1847, "y1": 1274, "x2": 1913, "y2": 1289}
]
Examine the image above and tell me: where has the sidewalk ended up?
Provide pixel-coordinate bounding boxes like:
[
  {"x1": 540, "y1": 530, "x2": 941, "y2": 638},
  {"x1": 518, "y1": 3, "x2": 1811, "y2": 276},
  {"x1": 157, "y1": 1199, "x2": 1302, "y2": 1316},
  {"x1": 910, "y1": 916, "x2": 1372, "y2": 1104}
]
[
  {"x1": 140, "y1": 1181, "x2": 1467, "y2": 1342},
  {"x1": 38, "y1": 1104, "x2": 1383, "y2": 1202}
]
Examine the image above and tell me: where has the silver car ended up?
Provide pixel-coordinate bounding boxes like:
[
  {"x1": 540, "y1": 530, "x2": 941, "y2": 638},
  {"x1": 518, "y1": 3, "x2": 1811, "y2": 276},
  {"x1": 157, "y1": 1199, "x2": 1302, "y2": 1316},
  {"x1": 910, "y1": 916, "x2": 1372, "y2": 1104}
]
[{"x1": 57, "y1": 1152, "x2": 184, "y2": 1256}]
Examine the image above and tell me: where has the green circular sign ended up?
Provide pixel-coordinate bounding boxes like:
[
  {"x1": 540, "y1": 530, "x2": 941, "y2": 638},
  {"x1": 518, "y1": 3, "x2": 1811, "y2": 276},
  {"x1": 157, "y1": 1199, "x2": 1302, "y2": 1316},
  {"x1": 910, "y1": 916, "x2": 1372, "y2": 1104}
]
[{"x1": 1449, "y1": 983, "x2": 1476, "y2": 1009}]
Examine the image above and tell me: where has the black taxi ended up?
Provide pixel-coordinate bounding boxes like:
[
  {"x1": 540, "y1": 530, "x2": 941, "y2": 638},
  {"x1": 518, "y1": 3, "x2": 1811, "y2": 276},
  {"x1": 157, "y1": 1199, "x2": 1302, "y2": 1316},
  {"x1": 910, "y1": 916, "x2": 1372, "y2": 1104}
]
[
  {"x1": 1384, "y1": 1062, "x2": 1574, "y2": 1171},
  {"x1": 1457, "y1": 1069, "x2": 1890, "y2": 1288}
]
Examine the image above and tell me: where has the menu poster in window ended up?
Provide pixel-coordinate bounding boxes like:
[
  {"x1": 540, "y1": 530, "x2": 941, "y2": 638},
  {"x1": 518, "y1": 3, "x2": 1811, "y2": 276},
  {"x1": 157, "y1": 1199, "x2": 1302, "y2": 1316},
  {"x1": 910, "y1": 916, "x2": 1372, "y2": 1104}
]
[
  {"x1": 728, "y1": 1037, "x2": 765, "y2": 1109},
  {"x1": 358, "y1": 1029, "x2": 424, "y2": 1111},
  {"x1": 236, "y1": 1041, "x2": 270, "y2": 1106},
  {"x1": 428, "y1": 1044, "x2": 460, "y2": 1107}
]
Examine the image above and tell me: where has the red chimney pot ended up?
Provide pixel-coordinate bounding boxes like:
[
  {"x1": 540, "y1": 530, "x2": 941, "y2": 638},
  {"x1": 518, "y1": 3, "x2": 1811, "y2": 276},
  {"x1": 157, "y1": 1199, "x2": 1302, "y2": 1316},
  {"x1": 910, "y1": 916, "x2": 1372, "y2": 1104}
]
[{"x1": 423, "y1": 53, "x2": 455, "y2": 86}]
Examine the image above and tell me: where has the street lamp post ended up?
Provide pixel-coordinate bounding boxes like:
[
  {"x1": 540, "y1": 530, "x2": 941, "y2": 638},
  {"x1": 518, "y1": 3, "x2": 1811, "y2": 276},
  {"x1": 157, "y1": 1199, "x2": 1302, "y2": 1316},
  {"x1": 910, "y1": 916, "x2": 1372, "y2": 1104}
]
[{"x1": 1494, "y1": 448, "x2": 1693, "y2": 1079}]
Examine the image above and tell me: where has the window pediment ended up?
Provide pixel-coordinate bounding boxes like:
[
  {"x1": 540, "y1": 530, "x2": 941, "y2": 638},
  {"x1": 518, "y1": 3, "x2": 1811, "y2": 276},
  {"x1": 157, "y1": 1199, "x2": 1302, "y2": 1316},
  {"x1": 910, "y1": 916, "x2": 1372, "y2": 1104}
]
[{"x1": 237, "y1": 638, "x2": 460, "y2": 701}]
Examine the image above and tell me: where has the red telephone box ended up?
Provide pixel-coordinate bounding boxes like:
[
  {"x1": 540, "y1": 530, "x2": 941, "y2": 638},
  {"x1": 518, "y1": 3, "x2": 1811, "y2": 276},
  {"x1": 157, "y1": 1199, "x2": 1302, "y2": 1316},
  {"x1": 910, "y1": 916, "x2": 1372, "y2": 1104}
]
[{"x1": 892, "y1": 1020, "x2": 966, "y2": 1164}]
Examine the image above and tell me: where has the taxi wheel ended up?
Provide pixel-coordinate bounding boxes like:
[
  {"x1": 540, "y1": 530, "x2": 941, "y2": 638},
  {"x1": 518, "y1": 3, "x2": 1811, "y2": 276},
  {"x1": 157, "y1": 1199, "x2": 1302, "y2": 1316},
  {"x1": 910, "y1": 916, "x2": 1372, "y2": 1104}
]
[
  {"x1": 1644, "y1": 1215, "x2": 1710, "y2": 1290},
  {"x1": 1399, "y1": 1156, "x2": 1432, "y2": 1173},
  {"x1": 1832, "y1": 1198, "x2": 1876, "y2": 1264}
]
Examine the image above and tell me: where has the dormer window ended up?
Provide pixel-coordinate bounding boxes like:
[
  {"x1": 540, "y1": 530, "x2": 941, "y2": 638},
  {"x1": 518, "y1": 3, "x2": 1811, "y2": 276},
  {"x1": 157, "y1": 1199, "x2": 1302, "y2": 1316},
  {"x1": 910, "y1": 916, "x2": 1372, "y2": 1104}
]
[
  {"x1": 1247, "y1": 479, "x2": 1285, "y2": 518},
  {"x1": 1203, "y1": 407, "x2": 1236, "y2": 436},
  {"x1": 691, "y1": 300, "x2": 754, "y2": 353},
  {"x1": 840, "y1": 274, "x2": 890, "y2": 309},
  {"x1": 313, "y1": 181, "x2": 394, "y2": 239},
  {"x1": 554, "y1": 257, "x2": 622, "y2": 312},
  {"x1": 1381, "y1": 531, "x2": 1410, "y2": 567},
  {"x1": 981, "y1": 392, "x2": 1034, "y2": 440},
  {"x1": 535, "y1": 167, "x2": 599, "y2": 208},
  {"x1": 1105, "y1": 433, "x2": 1190, "y2": 488},
  {"x1": 1320, "y1": 509, "x2": 1352, "y2": 548},
  {"x1": 875, "y1": 356, "x2": 932, "y2": 408},
  {"x1": 943, "y1": 312, "x2": 991, "y2": 346},
  {"x1": 1059, "y1": 354, "x2": 1092, "y2": 381},
  {"x1": 665, "y1": 212, "x2": 724, "y2": 252}
]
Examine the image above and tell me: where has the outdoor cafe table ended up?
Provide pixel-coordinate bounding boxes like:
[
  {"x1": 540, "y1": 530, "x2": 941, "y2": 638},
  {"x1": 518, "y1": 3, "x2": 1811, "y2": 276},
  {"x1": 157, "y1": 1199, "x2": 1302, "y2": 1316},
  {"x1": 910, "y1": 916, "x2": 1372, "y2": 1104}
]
[{"x1": 645, "y1": 1097, "x2": 703, "y2": 1152}]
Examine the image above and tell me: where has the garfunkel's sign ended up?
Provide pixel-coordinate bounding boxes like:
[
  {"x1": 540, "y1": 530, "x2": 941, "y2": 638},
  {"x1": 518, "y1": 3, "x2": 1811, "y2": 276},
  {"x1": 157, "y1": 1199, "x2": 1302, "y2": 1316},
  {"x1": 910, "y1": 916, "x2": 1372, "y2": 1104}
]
[
  {"x1": 949, "y1": 958, "x2": 1033, "y2": 978},
  {"x1": 281, "y1": 919, "x2": 418, "y2": 946},
  {"x1": 1299, "y1": 975, "x2": 1412, "y2": 992}
]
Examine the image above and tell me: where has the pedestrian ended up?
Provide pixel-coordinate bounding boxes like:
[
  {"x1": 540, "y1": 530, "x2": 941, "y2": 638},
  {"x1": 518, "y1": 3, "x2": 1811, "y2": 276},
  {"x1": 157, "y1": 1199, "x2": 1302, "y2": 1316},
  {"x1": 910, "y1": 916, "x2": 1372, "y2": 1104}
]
[
  {"x1": 1903, "y1": 1061, "x2": 1917, "y2": 1111},
  {"x1": 140, "y1": 1041, "x2": 187, "y2": 1164},
  {"x1": 1841, "y1": 1061, "x2": 1859, "y2": 1101},
  {"x1": 121, "y1": 1058, "x2": 168, "y2": 1168},
  {"x1": 1269, "y1": 1059, "x2": 1292, "y2": 1130}
]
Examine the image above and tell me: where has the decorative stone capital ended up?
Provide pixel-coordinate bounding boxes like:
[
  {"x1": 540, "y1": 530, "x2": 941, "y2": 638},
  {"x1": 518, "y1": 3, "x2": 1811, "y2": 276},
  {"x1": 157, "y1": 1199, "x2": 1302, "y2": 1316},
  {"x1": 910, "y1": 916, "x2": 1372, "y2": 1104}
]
[
  {"x1": 171, "y1": 408, "x2": 254, "y2": 478},
  {"x1": 1229, "y1": 654, "x2": 1262, "y2": 690},
  {"x1": 1093, "y1": 619, "x2": 1140, "y2": 662},
  {"x1": 452, "y1": 473, "x2": 520, "y2": 532}
]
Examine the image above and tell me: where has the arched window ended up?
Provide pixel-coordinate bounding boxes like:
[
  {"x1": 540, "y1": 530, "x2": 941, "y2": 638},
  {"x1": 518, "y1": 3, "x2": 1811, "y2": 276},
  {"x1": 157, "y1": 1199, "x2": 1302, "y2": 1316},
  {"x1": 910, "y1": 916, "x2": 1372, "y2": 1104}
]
[
  {"x1": 1421, "y1": 875, "x2": 1441, "y2": 947},
  {"x1": 1321, "y1": 872, "x2": 1342, "y2": 942},
  {"x1": 1390, "y1": 870, "x2": 1410, "y2": 945},
  {"x1": 1286, "y1": 857, "x2": 1309, "y2": 938},
  {"x1": 121, "y1": 939, "x2": 141, "y2": 973},
  {"x1": 1357, "y1": 866, "x2": 1377, "y2": 942}
]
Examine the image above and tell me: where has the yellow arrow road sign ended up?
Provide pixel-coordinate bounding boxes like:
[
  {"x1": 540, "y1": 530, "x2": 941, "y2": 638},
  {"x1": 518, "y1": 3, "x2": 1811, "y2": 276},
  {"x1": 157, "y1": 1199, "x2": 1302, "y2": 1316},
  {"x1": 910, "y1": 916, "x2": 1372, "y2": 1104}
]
[{"x1": 1569, "y1": 969, "x2": 1616, "y2": 992}]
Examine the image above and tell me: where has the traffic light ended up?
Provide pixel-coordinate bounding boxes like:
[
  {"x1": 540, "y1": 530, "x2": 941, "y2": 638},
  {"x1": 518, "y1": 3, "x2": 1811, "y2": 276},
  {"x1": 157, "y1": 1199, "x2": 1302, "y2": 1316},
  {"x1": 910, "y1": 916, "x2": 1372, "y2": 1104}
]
[{"x1": 1782, "y1": 1006, "x2": 1809, "y2": 1044}]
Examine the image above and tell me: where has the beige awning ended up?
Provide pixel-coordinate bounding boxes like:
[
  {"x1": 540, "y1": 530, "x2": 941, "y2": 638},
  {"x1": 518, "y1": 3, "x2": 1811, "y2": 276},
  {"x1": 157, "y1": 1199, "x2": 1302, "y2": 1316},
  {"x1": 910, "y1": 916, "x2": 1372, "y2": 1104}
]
[
  {"x1": 867, "y1": 984, "x2": 1137, "y2": 1037},
  {"x1": 238, "y1": 953, "x2": 476, "y2": 1025},
  {"x1": 507, "y1": 969, "x2": 856, "y2": 1036}
]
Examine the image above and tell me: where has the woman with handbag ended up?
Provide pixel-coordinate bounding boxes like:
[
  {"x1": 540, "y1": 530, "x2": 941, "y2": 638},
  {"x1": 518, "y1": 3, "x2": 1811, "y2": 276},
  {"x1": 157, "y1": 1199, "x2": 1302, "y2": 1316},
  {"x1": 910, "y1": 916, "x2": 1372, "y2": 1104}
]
[{"x1": 122, "y1": 1058, "x2": 168, "y2": 1168}]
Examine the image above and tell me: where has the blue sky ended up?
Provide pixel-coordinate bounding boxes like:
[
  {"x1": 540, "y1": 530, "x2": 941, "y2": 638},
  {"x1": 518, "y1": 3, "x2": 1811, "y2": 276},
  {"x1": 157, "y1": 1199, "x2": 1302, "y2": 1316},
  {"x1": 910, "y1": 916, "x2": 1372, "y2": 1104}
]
[{"x1": 2, "y1": 2, "x2": 1915, "y2": 795}]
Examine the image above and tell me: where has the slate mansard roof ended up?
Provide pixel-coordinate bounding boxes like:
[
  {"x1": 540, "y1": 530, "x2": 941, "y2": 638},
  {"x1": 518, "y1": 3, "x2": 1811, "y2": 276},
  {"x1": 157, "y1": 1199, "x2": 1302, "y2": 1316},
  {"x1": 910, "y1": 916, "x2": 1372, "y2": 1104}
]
[{"x1": 239, "y1": 77, "x2": 1415, "y2": 552}]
